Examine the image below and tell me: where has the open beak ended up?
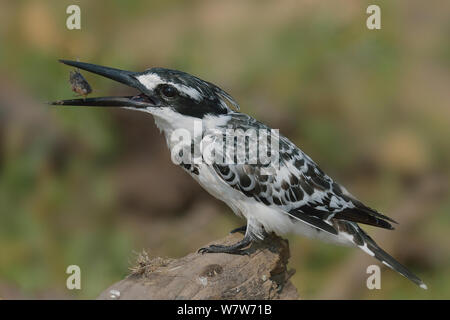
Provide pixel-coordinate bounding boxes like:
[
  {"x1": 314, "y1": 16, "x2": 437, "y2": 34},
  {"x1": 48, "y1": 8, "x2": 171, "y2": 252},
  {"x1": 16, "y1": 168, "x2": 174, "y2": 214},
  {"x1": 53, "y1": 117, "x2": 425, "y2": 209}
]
[{"x1": 49, "y1": 59, "x2": 160, "y2": 108}]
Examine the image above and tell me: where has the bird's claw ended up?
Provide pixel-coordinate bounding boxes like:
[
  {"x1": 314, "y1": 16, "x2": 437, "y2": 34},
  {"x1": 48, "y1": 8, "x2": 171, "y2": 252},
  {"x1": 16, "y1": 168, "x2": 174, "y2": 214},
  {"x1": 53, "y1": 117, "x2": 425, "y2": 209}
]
[
  {"x1": 198, "y1": 245, "x2": 250, "y2": 255},
  {"x1": 197, "y1": 247, "x2": 211, "y2": 254}
]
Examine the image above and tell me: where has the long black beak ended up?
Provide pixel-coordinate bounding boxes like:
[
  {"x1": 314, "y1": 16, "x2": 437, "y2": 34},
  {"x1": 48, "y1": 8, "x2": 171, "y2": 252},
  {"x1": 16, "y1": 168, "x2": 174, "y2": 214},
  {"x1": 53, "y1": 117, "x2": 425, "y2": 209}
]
[{"x1": 49, "y1": 60, "x2": 160, "y2": 108}]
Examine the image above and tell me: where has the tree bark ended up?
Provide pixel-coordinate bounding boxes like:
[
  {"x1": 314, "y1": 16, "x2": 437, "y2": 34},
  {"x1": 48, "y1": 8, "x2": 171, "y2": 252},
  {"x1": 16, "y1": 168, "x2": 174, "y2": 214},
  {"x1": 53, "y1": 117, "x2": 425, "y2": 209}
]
[{"x1": 98, "y1": 233, "x2": 299, "y2": 300}]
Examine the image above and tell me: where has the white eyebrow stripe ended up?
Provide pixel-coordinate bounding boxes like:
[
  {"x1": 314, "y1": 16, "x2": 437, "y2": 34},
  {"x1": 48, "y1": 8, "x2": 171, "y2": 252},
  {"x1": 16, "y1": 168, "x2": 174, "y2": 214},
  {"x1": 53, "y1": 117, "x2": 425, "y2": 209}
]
[
  {"x1": 136, "y1": 73, "x2": 163, "y2": 90},
  {"x1": 136, "y1": 74, "x2": 202, "y2": 101},
  {"x1": 170, "y1": 83, "x2": 202, "y2": 101}
]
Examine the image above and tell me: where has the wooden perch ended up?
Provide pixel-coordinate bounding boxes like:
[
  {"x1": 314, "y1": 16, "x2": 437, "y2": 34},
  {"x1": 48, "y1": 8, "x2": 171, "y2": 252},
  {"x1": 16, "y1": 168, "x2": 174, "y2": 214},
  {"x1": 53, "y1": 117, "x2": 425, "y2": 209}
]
[{"x1": 97, "y1": 233, "x2": 299, "y2": 300}]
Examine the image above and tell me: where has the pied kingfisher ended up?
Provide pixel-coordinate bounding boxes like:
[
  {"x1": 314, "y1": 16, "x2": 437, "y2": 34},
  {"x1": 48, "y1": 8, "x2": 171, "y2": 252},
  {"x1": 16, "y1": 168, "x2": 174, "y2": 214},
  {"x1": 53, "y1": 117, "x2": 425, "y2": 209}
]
[{"x1": 51, "y1": 59, "x2": 427, "y2": 289}]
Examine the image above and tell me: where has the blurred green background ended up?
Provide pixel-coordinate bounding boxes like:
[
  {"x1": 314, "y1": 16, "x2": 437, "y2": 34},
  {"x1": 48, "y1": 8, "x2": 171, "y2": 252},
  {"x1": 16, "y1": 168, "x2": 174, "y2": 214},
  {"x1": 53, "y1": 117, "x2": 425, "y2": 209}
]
[{"x1": 0, "y1": 0, "x2": 449, "y2": 299}]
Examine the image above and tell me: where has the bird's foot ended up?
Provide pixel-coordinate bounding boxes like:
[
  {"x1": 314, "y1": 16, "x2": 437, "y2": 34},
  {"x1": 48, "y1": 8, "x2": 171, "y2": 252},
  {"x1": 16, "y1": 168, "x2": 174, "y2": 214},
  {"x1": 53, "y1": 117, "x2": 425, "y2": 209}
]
[
  {"x1": 198, "y1": 234, "x2": 252, "y2": 255},
  {"x1": 198, "y1": 245, "x2": 249, "y2": 255}
]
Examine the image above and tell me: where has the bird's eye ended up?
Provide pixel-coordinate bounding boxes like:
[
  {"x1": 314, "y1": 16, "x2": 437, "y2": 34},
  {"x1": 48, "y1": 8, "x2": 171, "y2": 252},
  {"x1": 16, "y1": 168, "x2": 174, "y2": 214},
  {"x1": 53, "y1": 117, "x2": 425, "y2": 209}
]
[{"x1": 160, "y1": 84, "x2": 178, "y2": 98}]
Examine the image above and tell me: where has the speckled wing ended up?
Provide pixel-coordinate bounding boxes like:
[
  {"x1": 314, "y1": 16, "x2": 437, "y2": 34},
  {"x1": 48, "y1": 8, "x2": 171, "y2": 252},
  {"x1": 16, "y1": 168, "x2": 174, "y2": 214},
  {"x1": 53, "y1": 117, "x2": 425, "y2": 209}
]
[{"x1": 212, "y1": 113, "x2": 397, "y2": 235}]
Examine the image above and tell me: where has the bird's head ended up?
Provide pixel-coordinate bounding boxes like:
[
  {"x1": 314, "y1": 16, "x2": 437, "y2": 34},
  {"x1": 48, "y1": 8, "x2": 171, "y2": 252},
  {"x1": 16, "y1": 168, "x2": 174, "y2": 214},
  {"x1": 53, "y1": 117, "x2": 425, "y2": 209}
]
[{"x1": 50, "y1": 60, "x2": 239, "y2": 121}]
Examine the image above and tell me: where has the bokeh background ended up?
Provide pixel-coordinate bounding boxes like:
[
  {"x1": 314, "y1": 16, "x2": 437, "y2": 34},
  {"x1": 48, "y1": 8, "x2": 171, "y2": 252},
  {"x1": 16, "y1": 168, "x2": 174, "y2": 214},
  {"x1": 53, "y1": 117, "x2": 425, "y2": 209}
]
[{"x1": 0, "y1": 0, "x2": 449, "y2": 299}]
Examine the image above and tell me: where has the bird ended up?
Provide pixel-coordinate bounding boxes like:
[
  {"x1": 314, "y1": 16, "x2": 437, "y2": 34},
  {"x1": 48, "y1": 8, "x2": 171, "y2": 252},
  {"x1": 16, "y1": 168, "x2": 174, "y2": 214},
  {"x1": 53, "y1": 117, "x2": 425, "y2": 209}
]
[{"x1": 50, "y1": 59, "x2": 427, "y2": 290}]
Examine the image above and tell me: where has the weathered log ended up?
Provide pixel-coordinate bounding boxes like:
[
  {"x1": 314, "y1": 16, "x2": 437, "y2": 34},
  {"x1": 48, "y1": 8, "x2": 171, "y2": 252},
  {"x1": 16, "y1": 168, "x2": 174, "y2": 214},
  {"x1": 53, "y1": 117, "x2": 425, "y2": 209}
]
[{"x1": 97, "y1": 233, "x2": 299, "y2": 300}]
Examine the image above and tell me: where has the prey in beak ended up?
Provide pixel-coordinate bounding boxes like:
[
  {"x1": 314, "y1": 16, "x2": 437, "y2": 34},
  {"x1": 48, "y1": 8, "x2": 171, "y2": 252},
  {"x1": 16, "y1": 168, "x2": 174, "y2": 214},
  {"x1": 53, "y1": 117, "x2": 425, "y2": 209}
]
[
  {"x1": 69, "y1": 68, "x2": 92, "y2": 99},
  {"x1": 49, "y1": 60, "x2": 160, "y2": 109}
]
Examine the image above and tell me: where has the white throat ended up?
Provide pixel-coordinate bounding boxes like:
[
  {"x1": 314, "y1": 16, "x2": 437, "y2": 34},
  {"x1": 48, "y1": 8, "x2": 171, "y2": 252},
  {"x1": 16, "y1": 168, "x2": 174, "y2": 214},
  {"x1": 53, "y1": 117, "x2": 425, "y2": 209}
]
[{"x1": 140, "y1": 107, "x2": 231, "y2": 147}]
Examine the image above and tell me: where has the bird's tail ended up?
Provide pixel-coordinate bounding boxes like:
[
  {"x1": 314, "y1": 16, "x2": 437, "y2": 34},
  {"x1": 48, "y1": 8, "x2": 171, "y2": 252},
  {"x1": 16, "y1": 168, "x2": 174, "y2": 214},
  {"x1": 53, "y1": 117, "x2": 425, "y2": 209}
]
[{"x1": 354, "y1": 224, "x2": 427, "y2": 289}]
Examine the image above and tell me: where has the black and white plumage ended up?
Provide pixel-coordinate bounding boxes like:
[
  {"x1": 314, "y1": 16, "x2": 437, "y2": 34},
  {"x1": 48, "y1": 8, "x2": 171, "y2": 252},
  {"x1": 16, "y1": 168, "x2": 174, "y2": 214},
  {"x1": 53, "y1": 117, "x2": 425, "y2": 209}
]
[{"x1": 51, "y1": 60, "x2": 427, "y2": 289}]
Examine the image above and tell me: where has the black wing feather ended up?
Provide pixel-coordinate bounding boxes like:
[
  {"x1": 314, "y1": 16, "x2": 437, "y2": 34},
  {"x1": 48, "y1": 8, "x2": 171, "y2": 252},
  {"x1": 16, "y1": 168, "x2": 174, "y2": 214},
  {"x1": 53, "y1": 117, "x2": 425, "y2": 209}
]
[{"x1": 211, "y1": 113, "x2": 396, "y2": 232}]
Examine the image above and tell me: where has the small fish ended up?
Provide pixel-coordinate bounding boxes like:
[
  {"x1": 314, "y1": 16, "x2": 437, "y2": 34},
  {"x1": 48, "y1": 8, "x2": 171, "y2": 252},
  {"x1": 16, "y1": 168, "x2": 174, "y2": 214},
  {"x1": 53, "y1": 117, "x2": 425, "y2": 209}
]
[{"x1": 69, "y1": 69, "x2": 92, "y2": 99}]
